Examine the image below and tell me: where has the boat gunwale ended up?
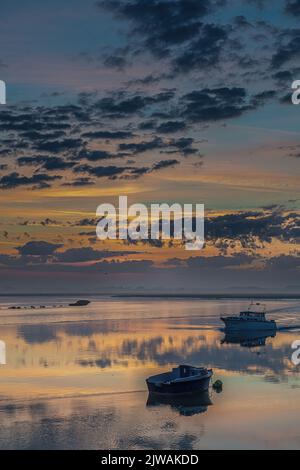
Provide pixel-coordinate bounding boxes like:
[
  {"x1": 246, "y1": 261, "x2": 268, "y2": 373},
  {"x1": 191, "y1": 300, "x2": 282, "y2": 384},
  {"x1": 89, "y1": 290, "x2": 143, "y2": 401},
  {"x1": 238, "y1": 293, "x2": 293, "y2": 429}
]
[
  {"x1": 147, "y1": 368, "x2": 213, "y2": 386},
  {"x1": 221, "y1": 316, "x2": 276, "y2": 324}
]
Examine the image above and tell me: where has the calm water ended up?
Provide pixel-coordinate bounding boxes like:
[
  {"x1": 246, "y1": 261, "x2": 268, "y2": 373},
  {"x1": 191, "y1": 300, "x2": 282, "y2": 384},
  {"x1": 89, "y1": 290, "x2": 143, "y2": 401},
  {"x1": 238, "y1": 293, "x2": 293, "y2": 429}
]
[{"x1": 0, "y1": 296, "x2": 299, "y2": 450}]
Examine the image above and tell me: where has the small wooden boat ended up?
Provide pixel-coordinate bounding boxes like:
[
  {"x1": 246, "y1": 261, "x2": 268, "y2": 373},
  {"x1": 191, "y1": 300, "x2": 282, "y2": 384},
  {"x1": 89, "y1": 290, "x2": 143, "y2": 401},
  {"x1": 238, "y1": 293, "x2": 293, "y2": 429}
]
[
  {"x1": 146, "y1": 365, "x2": 213, "y2": 395},
  {"x1": 69, "y1": 299, "x2": 90, "y2": 307}
]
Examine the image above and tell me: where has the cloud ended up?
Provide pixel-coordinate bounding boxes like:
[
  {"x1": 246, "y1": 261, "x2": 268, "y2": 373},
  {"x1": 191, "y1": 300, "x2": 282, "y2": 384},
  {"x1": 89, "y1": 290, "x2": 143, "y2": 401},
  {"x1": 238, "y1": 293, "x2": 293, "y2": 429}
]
[
  {"x1": 98, "y1": 0, "x2": 210, "y2": 35},
  {"x1": 271, "y1": 35, "x2": 300, "y2": 69},
  {"x1": 63, "y1": 177, "x2": 95, "y2": 187},
  {"x1": 98, "y1": 0, "x2": 222, "y2": 57},
  {"x1": 0, "y1": 148, "x2": 12, "y2": 156},
  {"x1": 122, "y1": 166, "x2": 149, "y2": 178},
  {"x1": 120, "y1": 159, "x2": 180, "y2": 179},
  {"x1": 103, "y1": 54, "x2": 128, "y2": 70},
  {"x1": 272, "y1": 70, "x2": 293, "y2": 84},
  {"x1": 17, "y1": 241, "x2": 62, "y2": 256},
  {"x1": 139, "y1": 120, "x2": 157, "y2": 130},
  {"x1": 73, "y1": 164, "x2": 128, "y2": 179},
  {"x1": 246, "y1": 0, "x2": 266, "y2": 7},
  {"x1": 5, "y1": 242, "x2": 140, "y2": 267},
  {"x1": 81, "y1": 130, "x2": 134, "y2": 139},
  {"x1": 0, "y1": 172, "x2": 62, "y2": 189},
  {"x1": 73, "y1": 157, "x2": 180, "y2": 180},
  {"x1": 127, "y1": 74, "x2": 164, "y2": 86},
  {"x1": 40, "y1": 219, "x2": 58, "y2": 226},
  {"x1": 0, "y1": 109, "x2": 72, "y2": 132},
  {"x1": 251, "y1": 90, "x2": 276, "y2": 107},
  {"x1": 181, "y1": 87, "x2": 252, "y2": 122},
  {"x1": 33, "y1": 138, "x2": 83, "y2": 153},
  {"x1": 186, "y1": 253, "x2": 256, "y2": 269},
  {"x1": 285, "y1": 0, "x2": 300, "y2": 16},
  {"x1": 205, "y1": 210, "x2": 300, "y2": 247},
  {"x1": 140, "y1": 210, "x2": 300, "y2": 250},
  {"x1": 20, "y1": 130, "x2": 66, "y2": 141},
  {"x1": 156, "y1": 121, "x2": 186, "y2": 133},
  {"x1": 172, "y1": 24, "x2": 228, "y2": 74},
  {"x1": 73, "y1": 218, "x2": 99, "y2": 227},
  {"x1": 233, "y1": 15, "x2": 253, "y2": 29},
  {"x1": 98, "y1": 0, "x2": 229, "y2": 74},
  {"x1": 90, "y1": 259, "x2": 154, "y2": 272},
  {"x1": 119, "y1": 137, "x2": 164, "y2": 154},
  {"x1": 54, "y1": 247, "x2": 135, "y2": 263},
  {"x1": 152, "y1": 159, "x2": 179, "y2": 171},
  {"x1": 75, "y1": 149, "x2": 126, "y2": 162},
  {"x1": 168, "y1": 137, "x2": 201, "y2": 156},
  {"x1": 17, "y1": 155, "x2": 75, "y2": 171},
  {"x1": 94, "y1": 91, "x2": 175, "y2": 117},
  {"x1": 2, "y1": 249, "x2": 300, "y2": 295}
]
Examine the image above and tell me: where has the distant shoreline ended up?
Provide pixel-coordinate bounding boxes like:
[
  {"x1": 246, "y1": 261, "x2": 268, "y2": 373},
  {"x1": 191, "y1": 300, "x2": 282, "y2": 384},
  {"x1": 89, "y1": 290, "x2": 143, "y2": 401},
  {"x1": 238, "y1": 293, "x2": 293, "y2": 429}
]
[
  {"x1": 0, "y1": 293, "x2": 300, "y2": 300},
  {"x1": 113, "y1": 294, "x2": 300, "y2": 300}
]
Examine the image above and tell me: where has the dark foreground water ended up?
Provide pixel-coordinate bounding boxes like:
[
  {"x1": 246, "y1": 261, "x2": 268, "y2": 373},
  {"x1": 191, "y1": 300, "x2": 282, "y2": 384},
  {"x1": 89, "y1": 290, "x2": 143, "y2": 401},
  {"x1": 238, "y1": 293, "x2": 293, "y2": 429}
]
[{"x1": 0, "y1": 296, "x2": 299, "y2": 450}]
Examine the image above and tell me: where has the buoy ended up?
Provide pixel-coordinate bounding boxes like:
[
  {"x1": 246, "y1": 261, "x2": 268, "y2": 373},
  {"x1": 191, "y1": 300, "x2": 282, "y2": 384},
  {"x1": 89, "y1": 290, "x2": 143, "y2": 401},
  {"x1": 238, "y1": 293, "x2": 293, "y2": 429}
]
[{"x1": 213, "y1": 380, "x2": 223, "y2": 393}]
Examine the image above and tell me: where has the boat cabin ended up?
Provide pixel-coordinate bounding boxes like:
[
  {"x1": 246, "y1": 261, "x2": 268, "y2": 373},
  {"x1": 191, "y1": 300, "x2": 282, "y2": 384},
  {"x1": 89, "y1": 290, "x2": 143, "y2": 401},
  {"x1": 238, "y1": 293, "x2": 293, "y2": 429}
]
[
  {"x1": 239, "y1": 311, "x2": 266, "y2": 321},
  {"x1": 175, "y1": 365, "x2": 206, "y2": 378},
  {"x1": 148, "y1": 365, "x2": 208, "y2": 385}
]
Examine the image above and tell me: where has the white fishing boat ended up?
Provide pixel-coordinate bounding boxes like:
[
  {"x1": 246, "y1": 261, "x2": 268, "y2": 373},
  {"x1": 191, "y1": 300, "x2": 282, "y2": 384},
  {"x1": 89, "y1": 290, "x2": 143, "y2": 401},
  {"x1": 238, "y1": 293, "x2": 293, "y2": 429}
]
[{"x1": 221, "y1": 302, "x2": 277, "y2": 332}]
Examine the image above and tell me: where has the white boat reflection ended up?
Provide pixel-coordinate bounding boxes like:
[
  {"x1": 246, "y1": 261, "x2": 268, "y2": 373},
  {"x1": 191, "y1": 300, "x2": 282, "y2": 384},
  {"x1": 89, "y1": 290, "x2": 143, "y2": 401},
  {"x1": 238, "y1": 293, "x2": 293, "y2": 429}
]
[{"x1": 221, "y1": 330, "x2": 277, "y2": 348}]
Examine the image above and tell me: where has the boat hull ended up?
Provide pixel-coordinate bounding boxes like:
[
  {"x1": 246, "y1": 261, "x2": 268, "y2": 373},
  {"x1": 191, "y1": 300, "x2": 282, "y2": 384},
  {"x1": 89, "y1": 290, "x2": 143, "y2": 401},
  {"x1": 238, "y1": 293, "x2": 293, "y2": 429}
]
[
  {"x1": 146, "y1": 374, "x2": 212, "y2": 395},
  {"x1": 221, "y1": 317, "x2": 277, "y2": 332}
]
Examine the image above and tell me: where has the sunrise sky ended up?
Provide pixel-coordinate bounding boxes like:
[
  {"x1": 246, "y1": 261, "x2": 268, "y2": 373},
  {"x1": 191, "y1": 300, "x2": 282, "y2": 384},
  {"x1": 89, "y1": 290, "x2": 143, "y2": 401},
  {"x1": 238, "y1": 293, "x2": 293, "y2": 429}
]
[{"x1": 0, "y1": 0, "x2": 300, "y2": 293}]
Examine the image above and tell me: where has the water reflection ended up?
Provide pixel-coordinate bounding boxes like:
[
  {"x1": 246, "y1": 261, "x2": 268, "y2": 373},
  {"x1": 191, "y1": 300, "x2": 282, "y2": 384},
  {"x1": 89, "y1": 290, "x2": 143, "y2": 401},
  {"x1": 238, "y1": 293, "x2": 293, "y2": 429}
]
[
  {"x1": 18, "y1": 324, "x2": 58, "y2": 344},
  {"x1": 221, "y1": 330, "x2": 277, "y2": 348},
  {"x1": 0, "y1": 298, "x2": 300, "y2": 449},
  {"x1": 13, "y1": 325, "x2": 294, "y2": 378},
  {"x1": 146, "y1": 391, "x2": 213, "y2": 416}
]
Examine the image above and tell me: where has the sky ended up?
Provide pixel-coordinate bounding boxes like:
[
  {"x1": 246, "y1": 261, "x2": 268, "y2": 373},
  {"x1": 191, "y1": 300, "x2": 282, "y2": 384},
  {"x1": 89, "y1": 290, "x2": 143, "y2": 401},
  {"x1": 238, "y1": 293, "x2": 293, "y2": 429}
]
[{"x1": 0, "y1": 0, "x2": 300, "y2": 294}]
